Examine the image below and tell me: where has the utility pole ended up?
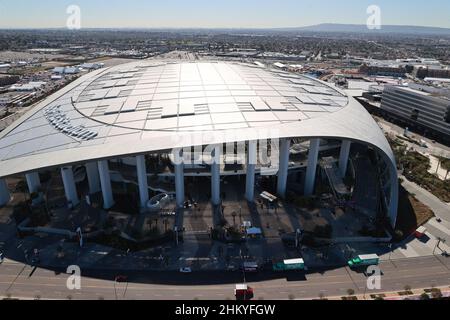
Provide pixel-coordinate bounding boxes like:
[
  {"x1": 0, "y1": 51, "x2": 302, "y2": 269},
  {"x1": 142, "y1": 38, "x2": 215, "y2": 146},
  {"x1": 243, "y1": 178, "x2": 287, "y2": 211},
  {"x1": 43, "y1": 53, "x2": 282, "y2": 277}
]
[{"x1": 434, "y1": 237, "x2": 445, "y2": 255}]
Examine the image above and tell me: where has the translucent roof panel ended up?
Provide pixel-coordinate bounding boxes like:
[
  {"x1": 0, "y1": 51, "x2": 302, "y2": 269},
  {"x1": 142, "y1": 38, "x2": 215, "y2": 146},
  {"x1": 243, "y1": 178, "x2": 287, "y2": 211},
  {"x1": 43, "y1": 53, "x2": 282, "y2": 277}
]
[{"x1": 0, "y1": 60, "x2": 350, "y2": 164}]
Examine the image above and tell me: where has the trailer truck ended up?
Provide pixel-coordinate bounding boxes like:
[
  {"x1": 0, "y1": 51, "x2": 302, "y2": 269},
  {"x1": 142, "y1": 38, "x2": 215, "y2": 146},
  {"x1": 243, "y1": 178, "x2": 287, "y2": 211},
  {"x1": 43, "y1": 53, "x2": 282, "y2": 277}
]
[
  {"x1": 347, "y1": 254, "x2": 379, "y2": 268},
  {"x1": 272, "y1": 258, "x2": 305, "y2": 271}
]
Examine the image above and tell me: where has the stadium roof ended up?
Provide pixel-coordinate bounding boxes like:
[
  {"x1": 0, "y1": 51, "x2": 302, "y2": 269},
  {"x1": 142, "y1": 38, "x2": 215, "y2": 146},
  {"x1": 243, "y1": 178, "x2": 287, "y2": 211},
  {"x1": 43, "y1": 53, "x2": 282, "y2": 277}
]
[{"x1": 0, "y1": 60, "x2": 395, "y2": 179}]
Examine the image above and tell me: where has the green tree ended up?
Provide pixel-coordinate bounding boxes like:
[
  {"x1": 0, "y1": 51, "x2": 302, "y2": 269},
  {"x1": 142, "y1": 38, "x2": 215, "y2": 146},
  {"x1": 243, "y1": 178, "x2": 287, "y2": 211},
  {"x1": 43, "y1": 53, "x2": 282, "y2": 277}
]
[
  {"x1": 440, "y1": 157, "x2": 450, "y2": 180},
  {"x1": 420, "y1": 293, "x2": 430, "y2": 300}
]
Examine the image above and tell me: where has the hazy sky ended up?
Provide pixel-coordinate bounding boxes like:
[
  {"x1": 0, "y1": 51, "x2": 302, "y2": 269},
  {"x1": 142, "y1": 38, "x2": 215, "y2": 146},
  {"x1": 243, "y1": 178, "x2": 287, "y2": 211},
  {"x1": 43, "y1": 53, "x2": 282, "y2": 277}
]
[{"x1": 0, "y1": 0, "x2": 449, "y2": 29}]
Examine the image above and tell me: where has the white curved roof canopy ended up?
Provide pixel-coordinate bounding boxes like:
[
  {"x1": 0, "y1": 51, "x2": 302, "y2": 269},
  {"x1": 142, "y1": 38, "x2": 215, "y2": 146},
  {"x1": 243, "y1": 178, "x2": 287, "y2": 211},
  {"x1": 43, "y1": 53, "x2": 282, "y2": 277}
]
[{"x1": 0, "y1": 60, "x2": 398, "y2": 224}]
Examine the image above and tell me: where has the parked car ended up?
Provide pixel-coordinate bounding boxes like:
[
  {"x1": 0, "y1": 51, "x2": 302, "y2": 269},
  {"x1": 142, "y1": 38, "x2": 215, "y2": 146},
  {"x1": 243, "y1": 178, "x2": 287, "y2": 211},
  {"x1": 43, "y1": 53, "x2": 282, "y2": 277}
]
[
  {"x1": 115, "y1": 275, "x2": 128, "y2": 282},
  {"x1": 179, "y1": 267, "x2": 192, "y2": 273},
  {"x1": 227, "y1": 264, "x2": 238, "y2": 272}
]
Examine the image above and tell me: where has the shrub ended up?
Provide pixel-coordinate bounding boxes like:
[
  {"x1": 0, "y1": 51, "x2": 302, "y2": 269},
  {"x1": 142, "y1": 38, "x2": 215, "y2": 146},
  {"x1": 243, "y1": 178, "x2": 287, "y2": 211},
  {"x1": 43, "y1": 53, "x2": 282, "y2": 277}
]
[
  {"x1": 420, "y1": 293, "x2": 430, "y2": 300},
  {"x1": 394, "y1": 229, "x2": 404, "y2": 241},
  {"x1": 313, "y1": 225, "x2": 332, "y2": 238}
]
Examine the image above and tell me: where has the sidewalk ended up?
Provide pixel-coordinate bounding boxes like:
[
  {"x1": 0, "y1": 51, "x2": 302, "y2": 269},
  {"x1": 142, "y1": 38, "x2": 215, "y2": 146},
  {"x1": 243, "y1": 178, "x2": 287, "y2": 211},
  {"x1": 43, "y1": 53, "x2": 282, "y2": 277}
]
[
  {"x1": 320, "y1": 285, "x2": 450, "y2": 300},
  {"x1": 401, "y1": 176, "x2": 450, "y2": 218}
]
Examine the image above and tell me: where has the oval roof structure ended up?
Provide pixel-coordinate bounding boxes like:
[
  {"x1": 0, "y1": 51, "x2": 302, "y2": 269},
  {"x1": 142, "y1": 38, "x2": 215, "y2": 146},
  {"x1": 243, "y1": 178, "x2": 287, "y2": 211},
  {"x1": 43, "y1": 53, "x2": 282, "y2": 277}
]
[{"x1": 0, "y1": 60, "x2": 393, "y2": 181}]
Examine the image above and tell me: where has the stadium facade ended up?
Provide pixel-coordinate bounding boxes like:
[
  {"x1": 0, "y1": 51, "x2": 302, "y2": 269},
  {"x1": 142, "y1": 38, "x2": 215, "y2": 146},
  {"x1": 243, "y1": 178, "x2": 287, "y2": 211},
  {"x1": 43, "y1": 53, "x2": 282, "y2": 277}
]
[{"x1": 0, "y1": 60, "x2": 398, "y2": 226}]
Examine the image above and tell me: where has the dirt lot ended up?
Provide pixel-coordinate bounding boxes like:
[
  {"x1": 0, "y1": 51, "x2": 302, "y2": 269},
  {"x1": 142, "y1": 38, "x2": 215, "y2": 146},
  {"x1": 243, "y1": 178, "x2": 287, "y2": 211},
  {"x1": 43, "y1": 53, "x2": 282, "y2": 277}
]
[{"x1": 395, "y1": 185, "x2": 434, "y2": 237}]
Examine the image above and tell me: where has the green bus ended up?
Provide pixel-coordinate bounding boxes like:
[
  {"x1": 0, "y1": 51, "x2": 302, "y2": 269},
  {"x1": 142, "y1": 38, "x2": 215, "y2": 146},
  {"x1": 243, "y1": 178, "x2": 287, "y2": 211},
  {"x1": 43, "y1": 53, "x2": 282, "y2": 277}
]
[
  {"x1": 347, "y1": 254, "x2": 379, "y2": 268},
  {"x1": 273, "y1": 258, "x2": 305, "y2": 271}
]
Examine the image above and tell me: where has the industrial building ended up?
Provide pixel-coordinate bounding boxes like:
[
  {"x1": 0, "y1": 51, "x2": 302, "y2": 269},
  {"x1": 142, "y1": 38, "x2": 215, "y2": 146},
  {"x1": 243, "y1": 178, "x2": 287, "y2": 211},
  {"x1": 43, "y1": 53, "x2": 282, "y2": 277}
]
[
  {"x1": 381, "y1": 84, "x2": 450, "y2": 143},
  {"x1": 0, "y1": 60, "x2": 398, "y2": 228}
]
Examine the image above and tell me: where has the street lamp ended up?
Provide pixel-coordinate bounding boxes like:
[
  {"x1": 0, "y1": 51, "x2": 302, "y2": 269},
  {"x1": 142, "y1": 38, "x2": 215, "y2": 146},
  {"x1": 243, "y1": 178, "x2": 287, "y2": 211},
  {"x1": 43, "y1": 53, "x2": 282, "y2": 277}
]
[
  {"x1": 388, "y1": 243, "x2": 393, "y2": 261},
  {"x1": 434, "y1": 237, "x2": 445, "y2": 255}
]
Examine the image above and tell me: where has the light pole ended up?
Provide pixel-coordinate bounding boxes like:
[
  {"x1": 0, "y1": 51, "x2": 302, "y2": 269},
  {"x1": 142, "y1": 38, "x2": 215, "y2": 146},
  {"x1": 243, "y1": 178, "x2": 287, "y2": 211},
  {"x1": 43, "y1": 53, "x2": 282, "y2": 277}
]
[
  {"x1": 388, "y1": 243, "x2": 393, "y2": 261},
  {"x1": 174, "y1": 226, "x2": 179, "y2": 246},
  {"x1": 434, "y1": 237, "x2": 445, "y2": 255}
]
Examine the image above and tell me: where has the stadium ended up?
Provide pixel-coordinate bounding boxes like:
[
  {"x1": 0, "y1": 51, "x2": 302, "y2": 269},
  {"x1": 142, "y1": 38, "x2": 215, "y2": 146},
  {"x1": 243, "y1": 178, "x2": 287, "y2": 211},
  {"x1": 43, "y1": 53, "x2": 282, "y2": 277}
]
[{"x1": 0, "y1": 60, "x2": 398, "y2": 241}]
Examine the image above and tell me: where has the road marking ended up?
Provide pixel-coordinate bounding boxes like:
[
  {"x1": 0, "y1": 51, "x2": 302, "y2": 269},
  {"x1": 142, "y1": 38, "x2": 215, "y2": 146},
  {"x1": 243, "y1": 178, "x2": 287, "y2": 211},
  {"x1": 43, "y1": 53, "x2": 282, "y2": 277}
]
[{"x1": 5, "y1": 264, "x2": 27, "y2": 293}]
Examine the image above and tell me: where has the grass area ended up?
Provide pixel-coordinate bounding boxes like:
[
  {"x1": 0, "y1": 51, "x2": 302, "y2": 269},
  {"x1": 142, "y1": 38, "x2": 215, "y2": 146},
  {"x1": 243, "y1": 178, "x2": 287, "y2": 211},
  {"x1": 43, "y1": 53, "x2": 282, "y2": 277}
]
[
  {"x1": 389, "y1": 137, "x2": 450, "y2": 203},
  {"x1": 395, "y1": 184, "x2": 434, "y2": 239}
]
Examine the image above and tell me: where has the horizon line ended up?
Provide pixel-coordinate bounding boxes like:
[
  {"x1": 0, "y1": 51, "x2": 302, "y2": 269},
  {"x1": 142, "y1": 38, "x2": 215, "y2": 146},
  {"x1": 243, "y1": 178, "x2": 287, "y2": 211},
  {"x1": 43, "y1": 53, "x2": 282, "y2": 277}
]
[{"x1": 1, "y1": 23, "x2": 450, "y2": 31}]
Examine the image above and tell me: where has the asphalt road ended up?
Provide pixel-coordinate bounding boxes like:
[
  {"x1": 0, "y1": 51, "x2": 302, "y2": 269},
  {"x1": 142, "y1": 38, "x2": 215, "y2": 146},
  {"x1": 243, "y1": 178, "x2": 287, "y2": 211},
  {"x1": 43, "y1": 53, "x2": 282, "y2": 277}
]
[{"x1": 1, "y1": 255, "x2": 449, "y2": 300}]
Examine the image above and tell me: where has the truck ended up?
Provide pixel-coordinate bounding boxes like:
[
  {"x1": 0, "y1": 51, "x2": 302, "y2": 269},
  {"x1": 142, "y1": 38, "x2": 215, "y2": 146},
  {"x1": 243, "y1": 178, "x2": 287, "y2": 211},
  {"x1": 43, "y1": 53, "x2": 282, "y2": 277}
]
[
  {"x1": 234, "y1": 284, "x2": 254, "y2": 300},
  {"x1": 272, "y1": 258, "x2": 305, "y2": 271},
  {"x1": 347, "y1": 254, "x2": 379, "y2": 268},
  {"x1": 415, "y1": 226, "x2": 427, "y2": 238}
]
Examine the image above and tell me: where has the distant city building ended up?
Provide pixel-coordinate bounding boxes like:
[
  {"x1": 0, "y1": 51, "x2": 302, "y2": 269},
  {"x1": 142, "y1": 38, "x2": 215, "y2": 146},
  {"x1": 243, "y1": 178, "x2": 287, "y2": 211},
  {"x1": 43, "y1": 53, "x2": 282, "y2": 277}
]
[
  {"x1": 79, "y1": 63, "x2": 104, "y2": 70},
  {"x1": 359, "y1": 64, "x2": 407, "y2": 77},
  {"x1": 258, "y1": 52, "x2": 307, "y2": 61},
  {"x1": 10, "y1": 81, "x2": 46, "y2": 92},
  {"x1": 52, "y1": 67, "x2": 80, "y2": 75},
  {"x1": 0, "y1": 64, "x2": 11, "y2": 70},
  {"x1": 381, "y1": 85, "x2": 450, "y2": 142},
  {"x1": 273, "y1": 62, "x2": 287, "y2": 70},
  {"x1": 413, "y1": 66, "x2": 450, "y2": 80}
]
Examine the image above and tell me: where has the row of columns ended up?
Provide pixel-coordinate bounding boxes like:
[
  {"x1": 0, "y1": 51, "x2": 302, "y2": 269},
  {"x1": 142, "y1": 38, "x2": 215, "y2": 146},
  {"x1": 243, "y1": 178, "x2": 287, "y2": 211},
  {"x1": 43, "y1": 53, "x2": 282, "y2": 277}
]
[
  {"x1": 0, "y1": 139, "x2": 352, "y2": 209},
  {"x1": 170, "y1": 138, "x2": 351, "y2": 208},
  {"x1": 272, "y1": 138, "x2": 351, "y2": 198}
]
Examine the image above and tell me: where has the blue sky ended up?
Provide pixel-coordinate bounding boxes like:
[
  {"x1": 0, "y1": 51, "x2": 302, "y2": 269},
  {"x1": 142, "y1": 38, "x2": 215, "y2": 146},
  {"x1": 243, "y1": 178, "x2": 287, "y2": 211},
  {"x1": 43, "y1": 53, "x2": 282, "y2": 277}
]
[{"x1": 0, "y1": 0, "x2": 449, "y2": 29}]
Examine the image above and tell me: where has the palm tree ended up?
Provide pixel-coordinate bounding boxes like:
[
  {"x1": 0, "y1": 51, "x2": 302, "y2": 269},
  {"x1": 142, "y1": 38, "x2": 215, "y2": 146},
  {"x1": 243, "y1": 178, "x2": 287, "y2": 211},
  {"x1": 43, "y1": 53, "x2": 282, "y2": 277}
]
[{"x1": 440, "y1": 158, "x2": 450, "y2": 180}]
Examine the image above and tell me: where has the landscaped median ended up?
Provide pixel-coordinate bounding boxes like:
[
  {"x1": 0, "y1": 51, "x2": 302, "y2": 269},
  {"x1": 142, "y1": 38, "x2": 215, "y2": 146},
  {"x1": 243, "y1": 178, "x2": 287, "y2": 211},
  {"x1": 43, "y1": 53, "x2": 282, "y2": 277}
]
[{"x1": 309, "y1": 286, "x2": 450, "y2": 300}]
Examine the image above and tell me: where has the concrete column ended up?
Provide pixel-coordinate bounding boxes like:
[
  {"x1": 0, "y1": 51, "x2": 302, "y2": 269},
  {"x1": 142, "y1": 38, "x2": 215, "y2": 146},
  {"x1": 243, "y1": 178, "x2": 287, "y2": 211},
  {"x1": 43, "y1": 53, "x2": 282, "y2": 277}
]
[
  {"x1": 97, "y1": 160, "x2": 114, "y2": 209},
  {"x1": 61, "y1": 166, "x2": 79, "y2": 206},
  {"x1": 304, "y1": 138, "x2": 320, "y2": 196},
  {"x1": 136, "y1": 155, "x2": 149, "y2": 208},
  {"x1": 277, "y1": 138, "x2": 291, "y2": 197},
  {"x1": 0, "y1": 179, "x2": 10, "y2": 206},
  {"x1": 25, "y1": 172, "x2": 41, "y2": 194},
  {"x1": 211, "y1": 144, "x2": 221, "y2": 206},
  {"x1": 173, "y1": 149, "x2": 185, "y2": 208},
  {"x1": 388, "y1": 162, "x2": 399, "y2": 228},
  {"x1": 245, "y1": 140, "x2": 257, "y2": 201},
  {"x1": 85, "y1": 162, "x2": 101, "y2": 194},
  {"x1": 339, "y1": 140, "x2": 351, "y2": 177}
]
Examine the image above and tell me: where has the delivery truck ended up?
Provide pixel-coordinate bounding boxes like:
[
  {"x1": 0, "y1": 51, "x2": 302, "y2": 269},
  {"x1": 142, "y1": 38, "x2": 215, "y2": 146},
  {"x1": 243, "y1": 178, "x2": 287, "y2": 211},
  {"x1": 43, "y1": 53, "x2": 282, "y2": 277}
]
[
  {"x1": 272, "y1": 258, "x2": 305, "y2": 271},
  {"x1": 347, "y1": 254, "x2": 379, "y2": 268},
  {"x1": 234, "y1": 284, "x2": 254, "y2": 300}
]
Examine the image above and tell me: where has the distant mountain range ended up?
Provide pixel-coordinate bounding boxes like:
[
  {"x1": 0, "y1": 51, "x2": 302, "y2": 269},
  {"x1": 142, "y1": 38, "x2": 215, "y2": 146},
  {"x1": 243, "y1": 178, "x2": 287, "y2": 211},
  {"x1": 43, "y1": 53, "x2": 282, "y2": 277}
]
[
  {"x1": 2, "y1": 24, "x2": 450, "y2": 36},
  {"x1": 276, "y1": 23, "x2": 450, "y2": 35}
]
